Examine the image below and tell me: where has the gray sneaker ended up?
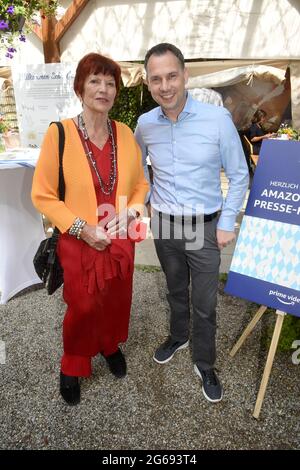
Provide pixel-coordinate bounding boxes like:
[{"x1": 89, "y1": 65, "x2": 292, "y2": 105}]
[
  {"x1": 194, "y1": 364, "x2": 223, "y2": 403},
  {"x1": 153, "y1": 336, "x2": 189, "y2": 364}
]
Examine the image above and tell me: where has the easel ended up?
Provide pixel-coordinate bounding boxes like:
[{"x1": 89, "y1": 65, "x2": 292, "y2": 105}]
[{"x1": 229, "y1": 305, "x2": 286, "y2": 419}]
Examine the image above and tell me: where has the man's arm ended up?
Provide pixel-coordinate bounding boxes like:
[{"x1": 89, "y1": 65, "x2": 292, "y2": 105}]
[
  {"x1": 134, "y1": 123, "x2": 150, "y2": 184},
  {"x1": 217, "y1": 109, "x2": 249, "y2": 248},
  {"x1": 134, "y1": 121, "x2": 151, "y2": 205}
]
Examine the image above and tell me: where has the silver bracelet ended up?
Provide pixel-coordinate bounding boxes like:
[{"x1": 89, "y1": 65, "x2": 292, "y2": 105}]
[
  {"x1": 69, "y1": 217, "x2": 87, "y2": 238},
  {"x1": 76, "y1": 225, "x2": 85, "y2": 240}
]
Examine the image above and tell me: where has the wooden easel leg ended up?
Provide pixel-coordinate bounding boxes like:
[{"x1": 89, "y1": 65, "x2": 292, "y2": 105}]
[
  {"x1": 229, "y1": 305, "x2": 268, "y2": 357},
  {"x1": 253, "y1": 310, "x2": 286, "y2": 419}
]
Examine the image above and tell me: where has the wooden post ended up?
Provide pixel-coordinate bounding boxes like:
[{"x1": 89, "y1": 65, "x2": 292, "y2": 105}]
[
  {"x1": 31, "y1": 1, "x2": 90, "y2": 63},
  {"x1": 229, "y1": 305, "x2": 268, "y2": 357},
  {"x1": 253, "y1": 310, "x2": 286, "y2": 419},
  {"x1": 41, "y1": 16, "x2": 60, "y2": 63},
  {"x1": 230, "y1": 307, "x2": 287, "y2": 418}
]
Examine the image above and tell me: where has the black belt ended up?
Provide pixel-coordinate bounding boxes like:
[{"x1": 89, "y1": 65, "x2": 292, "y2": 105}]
[{"x1": 158, "y1": 211, "x2": 218, "y2": 224}]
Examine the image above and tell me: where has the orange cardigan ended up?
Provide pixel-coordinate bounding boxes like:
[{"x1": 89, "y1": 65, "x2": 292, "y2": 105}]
[{"x1": 31, "y1": 119, "x2": 149, "y2": 233}]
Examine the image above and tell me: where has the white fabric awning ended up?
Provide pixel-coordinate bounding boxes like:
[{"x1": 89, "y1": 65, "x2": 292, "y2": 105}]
[
  {"x1": 120, "y1": 59, "x2": 289, "y2": 88},
  {"x1": 186, "y1": 65, "x2": 286, "y2": 89},
  {"x1": 0, "y1": 66, "x2": 13, "y2": 90}
]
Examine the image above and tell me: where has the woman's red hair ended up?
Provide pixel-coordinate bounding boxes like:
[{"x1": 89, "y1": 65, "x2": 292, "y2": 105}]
[{"x1": 74, "y1": 53, "x2": 121, "y2": 96}]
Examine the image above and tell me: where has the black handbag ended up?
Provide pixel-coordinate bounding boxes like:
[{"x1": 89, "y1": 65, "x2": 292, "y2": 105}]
[{"x1": 33, "y1": 122, "x2": 65, "y2": 295}]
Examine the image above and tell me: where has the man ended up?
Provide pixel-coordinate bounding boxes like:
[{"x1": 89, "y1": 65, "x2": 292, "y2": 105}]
[{"x1": 135, "y1": 43, "x2": 248, "y2": 403}]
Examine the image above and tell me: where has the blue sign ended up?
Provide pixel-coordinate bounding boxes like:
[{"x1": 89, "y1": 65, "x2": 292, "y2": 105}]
[{"x1": 225, "y1": 140, "x2": 300, "y2": 317}]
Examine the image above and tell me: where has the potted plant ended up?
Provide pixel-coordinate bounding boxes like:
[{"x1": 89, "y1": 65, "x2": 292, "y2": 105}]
[
  {"x1": 277, "y1": 125, "x2": 299, "y2": 141},
  {"x1": 0, "y1": 1, "x2": 58, "y2": 58},
  {"x1": 0, "y1": 115, "x2": 10, "y2": 152}
]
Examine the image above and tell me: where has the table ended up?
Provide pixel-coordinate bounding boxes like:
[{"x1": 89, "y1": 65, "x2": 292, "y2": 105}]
[{"x1": 0, "y1": 148, "x2": 45, "y2": 304}]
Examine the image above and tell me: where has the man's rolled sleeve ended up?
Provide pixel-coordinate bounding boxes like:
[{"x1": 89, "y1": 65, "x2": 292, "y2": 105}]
[{"x1": 217, "y1": 110, "x2": 249, "y2": 232}]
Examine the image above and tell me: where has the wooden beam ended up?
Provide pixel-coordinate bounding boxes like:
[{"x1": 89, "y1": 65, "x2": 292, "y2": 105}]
[
  {"x1": 41, "y1": 16, "x2": 60, "y2": 63},
  {"x1": 24, "y1": 1, "x2": 89, "y2": 62},
  {"x1": 55, "y1": 0, "x2": 90, "y2": 42}
]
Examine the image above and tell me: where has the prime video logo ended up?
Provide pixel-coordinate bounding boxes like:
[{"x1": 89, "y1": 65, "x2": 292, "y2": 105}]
[{"x1": 269, "y1": 289, "x2": 300, "y2": 306}]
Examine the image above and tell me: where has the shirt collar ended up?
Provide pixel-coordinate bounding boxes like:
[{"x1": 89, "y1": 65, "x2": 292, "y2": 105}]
[{"x1": 158, "y1": 92, "x2": 197, "y2": 120}]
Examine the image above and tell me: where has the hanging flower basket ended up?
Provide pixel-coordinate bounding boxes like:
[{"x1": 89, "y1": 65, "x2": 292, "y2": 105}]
[{"x1": 0, "y1": 1, "x2": 58, "y2": 59}]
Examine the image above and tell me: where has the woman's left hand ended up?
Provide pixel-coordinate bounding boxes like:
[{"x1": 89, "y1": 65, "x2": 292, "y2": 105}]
[
  {"x1": 106, "y1": 209, "x2": 136, "y2": 238},
  {"x1": 80, "y1": 223, "x2": 111, "y2": 250}
]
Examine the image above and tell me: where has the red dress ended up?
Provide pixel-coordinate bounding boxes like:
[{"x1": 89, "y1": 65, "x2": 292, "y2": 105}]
[{"x1": 57, "y1": 122, "x2": 134, "y2": 377}]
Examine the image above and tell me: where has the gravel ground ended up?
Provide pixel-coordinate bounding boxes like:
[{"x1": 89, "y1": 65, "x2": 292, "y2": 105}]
[{"x1": 0, "y1": 270, "x2": 299, "y2": 450}]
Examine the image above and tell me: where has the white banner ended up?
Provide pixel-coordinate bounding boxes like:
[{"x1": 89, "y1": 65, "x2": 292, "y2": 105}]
[{"x1": 11, "y1": 63, "x2": 81, "y2": 147}]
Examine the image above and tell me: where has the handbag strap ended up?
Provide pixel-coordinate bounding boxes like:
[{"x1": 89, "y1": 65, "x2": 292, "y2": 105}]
[
  {"x1": 49, "y1": 121, "x2": 65, "y2": 237},
  {"x1": 50, "y1": 121, "x2": 65, "y2": 201}
]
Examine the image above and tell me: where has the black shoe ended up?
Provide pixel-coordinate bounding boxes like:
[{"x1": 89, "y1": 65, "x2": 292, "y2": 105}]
[
  {"x1": 104, "y1": 348, "x2": 127, "y2": 378},
  {"x1": 60, "y1": 372, "x2": 80, "y2": 406},
  {"x1": 153, "y1": 336, "x2": 189, "y2": 364},
  {"x1": 194, "y1": 365, "x2": 223, "y2": 403}
]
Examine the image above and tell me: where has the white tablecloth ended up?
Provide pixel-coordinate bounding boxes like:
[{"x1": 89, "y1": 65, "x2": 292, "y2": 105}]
[{"x1": 0, "y1": 148, "x2": 45, "y2": 304}]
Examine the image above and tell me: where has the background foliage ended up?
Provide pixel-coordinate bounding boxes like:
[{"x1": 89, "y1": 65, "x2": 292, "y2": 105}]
[{"x1": 109, "y1": 82, "x2": 156, "y2": 131}]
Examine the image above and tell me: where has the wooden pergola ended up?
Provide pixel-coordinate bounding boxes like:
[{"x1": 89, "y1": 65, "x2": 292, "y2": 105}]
[{"x1": 32, "y1": 0, "x2": 89, "y2": 63}]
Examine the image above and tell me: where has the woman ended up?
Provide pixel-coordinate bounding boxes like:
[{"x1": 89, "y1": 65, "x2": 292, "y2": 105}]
[
  {"x1": 249, "y1": 109, "x2": 275, "y2": 155},
  {"x1": 32, "y1": 53, "x2": 149, "y2": 406}
]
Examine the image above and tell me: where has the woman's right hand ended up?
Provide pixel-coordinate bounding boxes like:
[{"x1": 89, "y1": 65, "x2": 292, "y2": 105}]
[{"x1": 80, "y1": 224, "x2": 111, "y2": 251}]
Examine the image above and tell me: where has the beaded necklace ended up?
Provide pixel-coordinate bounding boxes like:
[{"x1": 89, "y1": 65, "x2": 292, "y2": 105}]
[{"x1": 78, "y1": 113, "x2": 117, "y2": 195}]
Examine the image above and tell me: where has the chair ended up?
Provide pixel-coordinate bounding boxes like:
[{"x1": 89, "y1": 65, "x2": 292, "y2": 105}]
[{"x1": 243, "y1": 135, "x2": 259, "y2": 169}]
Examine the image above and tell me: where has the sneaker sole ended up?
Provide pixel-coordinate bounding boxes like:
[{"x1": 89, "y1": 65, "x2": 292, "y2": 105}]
[
  {"x1": 153, "y1": 341, "x2": 189, "y2": 364},
  {"x1": 194, "y1": 364, "x2": 223, "y2": 403}
]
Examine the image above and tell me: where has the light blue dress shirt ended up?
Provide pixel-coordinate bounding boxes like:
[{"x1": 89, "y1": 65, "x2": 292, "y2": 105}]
[{"x1": 135, "y1": 93, "x2": 249, "y2": 232}]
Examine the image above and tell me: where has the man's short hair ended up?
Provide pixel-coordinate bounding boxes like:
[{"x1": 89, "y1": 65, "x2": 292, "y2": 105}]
[{"x1": 144, "y1": 43, "x2": 185, "y2": 71}]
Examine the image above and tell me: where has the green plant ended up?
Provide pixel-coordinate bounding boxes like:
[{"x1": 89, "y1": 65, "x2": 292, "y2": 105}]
[
  {"x1": 110, "y1": 82, "x2": 156, "y2": 131},
  {"x1": 219, "y1": 273, "x2": 228, "y2": 283},
  {"x1": 0, "y1": 115, "x2": 10, "y2": 133},
  {"x1": 0, "y1": 1, "x2": 58, "y2": 58},
  {"x1": 277, "y1": 125, "x2": 299, "y2": 141}
]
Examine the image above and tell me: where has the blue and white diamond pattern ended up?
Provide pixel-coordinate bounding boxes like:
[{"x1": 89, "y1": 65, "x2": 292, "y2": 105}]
[{"x1": 231, "y1": 216, "x2": 300, "y2": 290}]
